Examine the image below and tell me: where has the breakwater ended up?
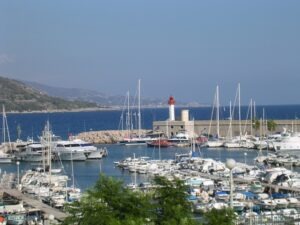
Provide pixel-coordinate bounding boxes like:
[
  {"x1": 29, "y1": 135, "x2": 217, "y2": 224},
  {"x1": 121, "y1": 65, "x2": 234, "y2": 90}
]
[
  {"x1": 74, "y1": 129, "x2": 149, "y2": 144},
  {"x1": 154, "y1": 119, "x2": 300, "y2": 138}
]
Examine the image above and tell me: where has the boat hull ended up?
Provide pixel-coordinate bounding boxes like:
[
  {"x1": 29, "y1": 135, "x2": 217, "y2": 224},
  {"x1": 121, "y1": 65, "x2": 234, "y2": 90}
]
[
  {"x1": 17, "y1": 153, "x2": 44, "y2": 162},
  {"x1": 0, "y1": 157, "x2": 12, "y2": 163},
  {"x1": 55, "y1": 151, "x2": 86, "y2": 161}
]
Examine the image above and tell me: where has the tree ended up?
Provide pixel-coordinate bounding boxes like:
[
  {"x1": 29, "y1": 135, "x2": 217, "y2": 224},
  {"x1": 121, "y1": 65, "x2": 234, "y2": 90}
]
[
  {"x1": 252, "y1": 119, "x2": 260, "y2": 131},
  {"x1": 63, "y1": 174, "x2": 153, "y2": 225},
  {"x1": 267, "y1": 120, "x2": 277, "y2": 132},
  {"x1": 64, "y1": 175, "x2": 238, "y2": 225},
  {"x1": 153, "y1": 176, "x2": 198, "y2": 225},
  {"x1": 203, "y1": 208, "x2": 236, "y2": 225}
]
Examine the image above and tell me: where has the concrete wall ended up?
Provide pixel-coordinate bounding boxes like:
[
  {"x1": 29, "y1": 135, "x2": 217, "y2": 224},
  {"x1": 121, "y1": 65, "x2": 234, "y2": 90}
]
[{"x1": 153, "y1": 120, "x2": 300, "y2": 137}]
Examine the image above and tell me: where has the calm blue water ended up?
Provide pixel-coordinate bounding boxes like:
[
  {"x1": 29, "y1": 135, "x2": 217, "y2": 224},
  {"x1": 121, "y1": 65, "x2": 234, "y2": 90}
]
[
  {"x1": 5, "y1": 105, "x2": 300, "y2": 141},
  {"x1": 0, "y1": 145, "x2": 262, "y2": 191},
  {"x1": 1, "y1": 105, "x2": 300, "y2": 190}
]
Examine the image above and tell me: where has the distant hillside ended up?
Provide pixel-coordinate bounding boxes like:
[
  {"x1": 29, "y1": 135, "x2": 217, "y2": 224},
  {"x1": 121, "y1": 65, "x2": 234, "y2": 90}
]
[
  {"x1": 23, "y1": 81, "x2": 168, "y2": 107},
  {"x1": 0, "y1": 77, "x2": 99, "y2": 112}
]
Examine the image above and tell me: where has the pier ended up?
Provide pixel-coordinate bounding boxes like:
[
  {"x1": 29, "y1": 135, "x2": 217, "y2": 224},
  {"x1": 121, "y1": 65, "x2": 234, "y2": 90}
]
[{"x1": 0, "y1": 188, "x2": 67, "y2": 222}]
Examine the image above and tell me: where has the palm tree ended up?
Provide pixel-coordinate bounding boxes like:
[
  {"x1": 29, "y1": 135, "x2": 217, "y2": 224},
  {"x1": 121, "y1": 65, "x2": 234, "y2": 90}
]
[{"x1": 267, "y1": 120, "x2": 277, "y2": 132}]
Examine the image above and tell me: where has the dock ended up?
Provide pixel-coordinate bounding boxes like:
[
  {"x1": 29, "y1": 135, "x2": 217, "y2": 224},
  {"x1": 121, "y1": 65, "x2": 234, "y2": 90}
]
[{"x1": 1, "y1": 188, "x2": 67, "y2": 221}]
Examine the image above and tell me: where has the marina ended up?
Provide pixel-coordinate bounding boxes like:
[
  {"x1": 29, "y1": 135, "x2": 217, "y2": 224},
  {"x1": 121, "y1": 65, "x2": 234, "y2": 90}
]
[
  {"x1": 2, "y1": 0, "x2": 300, "y2": 223},
  {"x1": 2, "y1": 107, "x2": 300, "y2": 224},
  {"x1": 4, "y1": 144, "x2": 300, "y2": 224}
]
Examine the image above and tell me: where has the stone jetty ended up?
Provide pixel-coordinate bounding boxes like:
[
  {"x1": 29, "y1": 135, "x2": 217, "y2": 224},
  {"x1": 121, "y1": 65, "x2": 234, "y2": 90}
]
[{"x1": 74, "y1": 129, "x2": 150, "y2": 144}]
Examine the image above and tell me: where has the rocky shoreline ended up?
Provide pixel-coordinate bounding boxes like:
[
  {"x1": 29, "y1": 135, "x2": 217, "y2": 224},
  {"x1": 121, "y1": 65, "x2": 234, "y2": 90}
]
[{"x1": 74, "y1": 129, "x2": 150, "y2": 144}]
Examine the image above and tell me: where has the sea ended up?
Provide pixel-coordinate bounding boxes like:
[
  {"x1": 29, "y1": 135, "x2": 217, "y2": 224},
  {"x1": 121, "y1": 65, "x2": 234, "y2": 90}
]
[{"x1": 1, "y1": 105, "x2": 300, "y2": 191}]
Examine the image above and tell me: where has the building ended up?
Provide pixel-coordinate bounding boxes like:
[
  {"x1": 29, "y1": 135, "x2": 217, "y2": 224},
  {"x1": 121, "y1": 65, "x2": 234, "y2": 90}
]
[{"x1": 153, "y1": 97, "x2": 300, "y2": 138}]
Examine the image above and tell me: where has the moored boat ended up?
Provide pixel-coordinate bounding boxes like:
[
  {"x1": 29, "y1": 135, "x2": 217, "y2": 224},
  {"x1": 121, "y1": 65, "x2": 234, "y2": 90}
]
[{"x1": 147, "y1": 139, "x2": 172, "y2": 148}]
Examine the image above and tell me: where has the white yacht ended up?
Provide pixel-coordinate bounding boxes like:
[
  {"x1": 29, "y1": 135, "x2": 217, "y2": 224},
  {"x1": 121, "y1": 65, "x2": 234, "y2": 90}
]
[
  {"x1": 72, "y1": 139, "x2": 107, "y2": 159},
  {"x1": 0, "y1": 150, "x2": 13, "y2": 163},
  {"x1": 53, "y1": 139, "x2": 107, "y2": 160},
  {"x1": 273, "y1": 132, "x2": 300, "y2": 153},
  {"x1": 53, "y1": 140, "x2": 87, "y2": 161},
  {"x1": 168, "y1": 132, "x2": 190, "y2": 147},
  {"x1": 16, "y1": 143, "x2": 47, "y2": 162}
]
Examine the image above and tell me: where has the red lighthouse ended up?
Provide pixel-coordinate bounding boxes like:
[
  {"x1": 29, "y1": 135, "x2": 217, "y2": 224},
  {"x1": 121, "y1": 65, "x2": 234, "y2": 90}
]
[{"x1": 168, "y1": 96, "x2": 175, "y2": 121}]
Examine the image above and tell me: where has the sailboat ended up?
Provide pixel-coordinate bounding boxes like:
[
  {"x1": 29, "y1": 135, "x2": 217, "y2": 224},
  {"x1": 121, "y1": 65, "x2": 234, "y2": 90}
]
[
  {"x1": 206, "y1": 86, "x2": 224, "y2": 148},
  {"x1": 224, "y1": 83, "x2": 243, "y2": 148},
  {"x1": 119, "y1": 79, "x2": 154, "y2": 146},
  {"x1": 0, "y1": 105, "x2": 13, "y2": 163},
  {"x1": 20, "y1": 121, "x2": 81, "y2": 207}
]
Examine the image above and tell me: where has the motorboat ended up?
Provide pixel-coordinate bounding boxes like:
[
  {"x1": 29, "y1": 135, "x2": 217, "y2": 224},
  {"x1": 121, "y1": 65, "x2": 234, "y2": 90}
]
[
  {"x1": 53, "y1": 140, "x2": 87, "y2": 161},
  {"x1": 232, "y1": 201, "x2": 246, "y2": 212},
  {"x1": 0, "y1": 150, "x2": 13, "y2": 163},
  {"x1": 273, "y1": 132, "x2": 300, "y2": 152},
  {"x1": 286, "y1": 197, "x2": 300, "y2": 208},
  {"x1": 274, "y1": 198, "x2": 289, "y2": 209},
  {"x1": 168, "y1": 132, "x2": 190, "y2": 147},
  {"x1": 71, "y1": 139, "x2": 108, "y2": 159},
  {"x1": 16, "y1": 143, "x2": 48, "y2": 162},
  {"x1": 249, "y1": 181, "x2": 264, "y2": 194},
  {"x1": 259, "y1": 199, "x2": 277, "y2": 210},
  {"x1": 147, "y1": 139, "x2": 172, "y2": 148}
]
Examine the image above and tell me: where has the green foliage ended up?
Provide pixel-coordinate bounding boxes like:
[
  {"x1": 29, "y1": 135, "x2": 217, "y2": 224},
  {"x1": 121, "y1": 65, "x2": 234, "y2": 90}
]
[
  {"x1": 252, "y1": 119, "x2": 260, "y2": 131},
  {"x1": 63, "y1": 175, "x2": 201, "y2": 225},
  {"x1": 153, "y1": 176, "x2": 197, "y2": 225},
  {"x1": 203, "y1": 208, "x2": 236, "y2": 225},
  {"x1": 63, "y1": 174, "x2": 153, "y2": 225},
  {"x1": 267, "y1": 120, "x2": 277, "y2": 132}
]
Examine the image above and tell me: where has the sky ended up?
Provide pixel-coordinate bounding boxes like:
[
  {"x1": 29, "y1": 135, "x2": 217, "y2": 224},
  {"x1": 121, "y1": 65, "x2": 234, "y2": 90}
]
[{"x1": 0, "y1": 1, "x2": 299, "y2": 105}]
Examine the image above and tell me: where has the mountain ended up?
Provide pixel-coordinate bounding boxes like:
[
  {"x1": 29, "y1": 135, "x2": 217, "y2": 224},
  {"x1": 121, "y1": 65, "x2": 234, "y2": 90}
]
[
  {"x1": 0, "y1": 77, "x2": 99, "y2": 112},
  {"x1": 23, "y1": 81, "x2": 168, "y2": 107}
]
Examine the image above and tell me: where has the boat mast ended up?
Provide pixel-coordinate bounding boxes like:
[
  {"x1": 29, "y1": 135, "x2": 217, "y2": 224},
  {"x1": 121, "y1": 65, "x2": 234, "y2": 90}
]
[
  {"x1": 159, "y1": 135, "x2": 161, "y2": 161},
  {"x1": 254, "y1": 101, "x2": 256, "y2": 119},
  {"x1": 229, "y1": 101, "x2": 232, "y2": 140},
  {"x1": 134, "y1": 153, "x2": 136, "y2": 187},
  {"x1": 250, "y1": 99, "x2": 253, "y2": 136},
  {"x1": 262, "y1": 108, "x2": 265, "y2": 137},
  {"x1": 238, "y1": 83, "x2": 241, "y2": 138},
  {"x1": 126, "y1": 91, "x2": 130, "y2": 138},
  {"x1": 138, "y1": 79, "x2": 141, "y2": 139},
  {"x1": 216, "y1": 85, "x2": 220, "y2": 138},
  {"x1": 259, "y1": 118, "x2": 263, "y2": 156},
  {"x1": 208, "y1": 86, "x2": 217, "y2": 137},
  {"x1": 2, "y1": 105, "x2": 12, "y2": 150},
  {"x1": 47, "y1": 121, "x2": 52, "y2": 183},
  {"x1": 71, "y1": 144, "x2": 74, "y2": 188},
  {"x1": 2, "y1": 105, "x2": 5, "y2": 144}
]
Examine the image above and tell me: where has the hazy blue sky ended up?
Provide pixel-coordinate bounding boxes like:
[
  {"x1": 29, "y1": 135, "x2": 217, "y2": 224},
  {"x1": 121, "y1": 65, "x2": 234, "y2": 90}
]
[{"x1": 0, "y1": 1, "x2": 299, "y2": 105}]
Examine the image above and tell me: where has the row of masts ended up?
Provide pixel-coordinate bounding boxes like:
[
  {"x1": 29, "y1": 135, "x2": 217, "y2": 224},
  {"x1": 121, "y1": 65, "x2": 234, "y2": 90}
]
[
  {"x1": 209, "y1": 84, "x2": 263, "y2": 139},
  {"x1": 119, "y1": 79, "x2": 142, "y2": 138}
]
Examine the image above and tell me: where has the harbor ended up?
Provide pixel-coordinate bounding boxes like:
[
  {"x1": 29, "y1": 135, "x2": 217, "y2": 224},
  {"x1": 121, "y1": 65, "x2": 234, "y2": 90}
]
[
  {"x1": 2, "y1": 105, "x2": 300, "y2": 224},
  {"x1": 3, "y1": 144, "x2": 300, "y2": 224}
]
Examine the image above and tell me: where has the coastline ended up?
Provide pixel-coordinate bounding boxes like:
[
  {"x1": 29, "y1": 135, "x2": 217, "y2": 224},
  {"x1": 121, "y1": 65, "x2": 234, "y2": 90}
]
[{"x1": 6, "y1": 104, "x2": 211, "y2": 114}]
